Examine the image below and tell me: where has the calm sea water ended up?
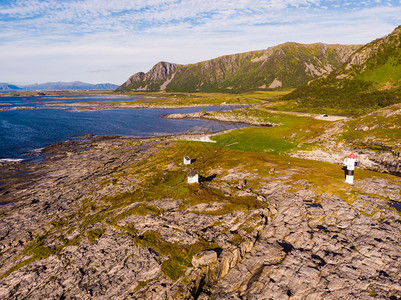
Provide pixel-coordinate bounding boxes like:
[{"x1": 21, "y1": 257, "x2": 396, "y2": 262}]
[
  {"x1": 0, "y1": 95, "x2": 246, "y2": 160},
  {"x1": 0, "y1": 94, "x2": 139, "y2": 108}
]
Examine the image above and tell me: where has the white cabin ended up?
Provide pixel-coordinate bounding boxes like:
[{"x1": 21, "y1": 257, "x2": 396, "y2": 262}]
[
  {"x1": 184, "y1": 156, "x2": 191, "y2": 165},
  {"x1": 187, "y1": 170, "x2": 199, "y2": 184}
]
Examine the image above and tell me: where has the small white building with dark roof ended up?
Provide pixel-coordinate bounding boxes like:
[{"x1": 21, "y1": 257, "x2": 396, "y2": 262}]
[
  {"x1": 187, "y1": 170, "x2": 199, "y2": 184},
  {"x1": 184, "y1": 156, "x2": 191, "y2": 165}
]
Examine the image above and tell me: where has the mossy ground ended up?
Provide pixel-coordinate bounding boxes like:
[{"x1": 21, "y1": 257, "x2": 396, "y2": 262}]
[
  {"x1": 340, "y1": 105, "x2": 401, "y2": 148},
  {"x1": 133, "y1": 231, "x2": 217, "y2": 280},
  {"x1": 1, "y1": 137, "x2": 399, "y2": 281}
]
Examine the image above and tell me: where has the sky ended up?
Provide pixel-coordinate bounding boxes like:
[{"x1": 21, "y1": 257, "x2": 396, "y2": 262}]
[{"x1": 1, "y1": 0, "x2": 401, "y2": 85}]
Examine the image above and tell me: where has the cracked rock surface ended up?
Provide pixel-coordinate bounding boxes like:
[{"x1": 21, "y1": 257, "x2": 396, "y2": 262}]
[
  {"x1": 209, "y1": 188, "x2": 401, "y2": 299},
  {"x1": 0, "y1": 136, "x2": 400, "y2": 299}
]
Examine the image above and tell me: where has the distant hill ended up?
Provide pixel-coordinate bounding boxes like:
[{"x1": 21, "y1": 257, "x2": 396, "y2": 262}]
[
  {"x1": 0, "y1": 83, "x2": 22, "y2": 92},
  {"x1": 117, "y1": 43, "x2": 361, "y2": 93},
  {"x1": 0, "y1": 81, "x2": 119, "y2": 92},
  {"x1": 285, "y1": 25, "x2": 401, "y2": 114}
]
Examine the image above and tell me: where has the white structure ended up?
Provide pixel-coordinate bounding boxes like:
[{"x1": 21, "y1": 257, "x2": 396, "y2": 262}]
[
  {"x1": 184, "y1": 156, "x2": 191, "y2": 165},
  {"x1": 344, "y1": 152, "x2": 356, "y2": 184},
  {"x1": 187, "y1": 170, "x2": 199, "y2": 184}
]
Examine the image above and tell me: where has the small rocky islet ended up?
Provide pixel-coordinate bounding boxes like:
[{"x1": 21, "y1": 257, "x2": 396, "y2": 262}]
[{"x1": 0, "y1": 133, "x2": 400, "y2": 299}]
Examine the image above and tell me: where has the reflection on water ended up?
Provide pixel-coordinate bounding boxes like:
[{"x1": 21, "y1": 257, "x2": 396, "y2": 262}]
[
  {"x1": 0, "y1": 94, "x2": 141, "y2": 108},
  {"x1": 390, "y1": 202, "x2": 401, "y2": 211}
]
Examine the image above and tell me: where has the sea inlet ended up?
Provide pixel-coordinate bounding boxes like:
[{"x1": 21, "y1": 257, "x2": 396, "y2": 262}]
[{"x1": 0, "y1": 94, "x2": 247, "y2": 161}]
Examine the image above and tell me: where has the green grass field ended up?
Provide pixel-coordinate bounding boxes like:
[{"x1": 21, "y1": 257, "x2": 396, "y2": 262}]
[{"x1": 206, "y1": 106, "x2": 328, "y2": 154}]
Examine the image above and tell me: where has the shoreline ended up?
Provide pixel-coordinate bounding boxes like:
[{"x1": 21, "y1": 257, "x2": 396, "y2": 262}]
[
  {"x1": 43, "y1": 102, "x2": 249, "y2": 110},
  {"x1": 162, "y1": 110, "x2": 278, "y2": 126},
  {"x1": 0, "y1": 126, "x2": 242, "y2": 164},
  {"x1": 1, "y1": 102, "x2": 249, "y2": 112}
]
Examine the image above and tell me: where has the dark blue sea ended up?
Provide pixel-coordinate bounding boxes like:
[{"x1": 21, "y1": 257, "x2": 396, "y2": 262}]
[{"x1": 0, "y1": 95, "x2": 245, "y2": 161}]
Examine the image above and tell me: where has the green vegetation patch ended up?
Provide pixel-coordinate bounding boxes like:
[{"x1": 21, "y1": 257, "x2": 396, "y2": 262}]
[
  {"x1": 133, "y1": 231, "x2": 217, "y2": 280},
  {"x1": 209, "y1": 109, "x2": 327, "y2": 154},
  {"x1": 86, "y1": 229, "x2": 105, "y2": 244},
  {"x1": 360, "y1": 57, "x2": 401, "y2": 86},
  {"x1": 212, "y1": 126, "x2": 296, "y2": 154},
  {"x1": 0, "y1": 235, "x2": 60, "y2": 280},
  {"x1": 133, "y1": 279, "x2": 153, "y2": 293},
  {"x1": 181, "y1": 185, "x2": 264, "y2": 215},
  {"x1": 123, "y1": 203, "x2": 161, "y2": 216},
  {"x1": 22, "y1": 235, "x2": 58, "y2": 259},
  {"x1": 110, "y1": 204, "x2": 161, "y2": 226},
  {"x1": 0, "y1": 257, "x2": 36, "y2": 280},
  {"x1": 340, "y1": 104, "x2": 401, "y2": 147}
]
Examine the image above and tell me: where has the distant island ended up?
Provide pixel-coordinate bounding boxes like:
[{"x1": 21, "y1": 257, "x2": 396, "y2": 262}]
[{"x1": 0, "y1": 81, "x2": 119, "y2": 92}]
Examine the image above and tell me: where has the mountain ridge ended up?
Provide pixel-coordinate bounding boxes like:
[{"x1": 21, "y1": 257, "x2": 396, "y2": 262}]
[
  {"x1": 117, "y1": 42, "x2": 361, "y2": 93},
  {"x1": 0, "y1": 83, "x2": 22, "y2": 92},
  {"x1": 0, "y1": 81, "x2": 119, "y2": 92},
  {"x1": 117, "y1": 61, "x2": 182, "y2": 92},
  {"x1": 285, "y1": 25, "x2": 401, "y2": 114}
]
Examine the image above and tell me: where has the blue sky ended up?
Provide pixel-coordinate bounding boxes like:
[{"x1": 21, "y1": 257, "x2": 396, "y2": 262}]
[{"x1": 1, "y1": 0, "x2": 401, "y2": 85}]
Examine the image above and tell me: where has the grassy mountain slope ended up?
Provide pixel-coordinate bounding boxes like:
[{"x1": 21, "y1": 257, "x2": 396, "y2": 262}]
[
  {"x1": 340, "y1": 102, "x2": 401, "y2": 149},
  {"x1": 286, "y1": 25, "x2": 401, "y2": 115},
  {"x1": 167, "y1": 43, "x2": 359, "y2": 93},
  {"x1": 117, "y1": 43, "x2": 360, "y2": 93}
]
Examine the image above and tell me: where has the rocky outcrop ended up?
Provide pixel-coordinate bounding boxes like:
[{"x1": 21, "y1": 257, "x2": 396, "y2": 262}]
[
  {"x1": 291, "y1": 144, "x2": 401, "y2": 176},
  {"x1": 345, "y1": 25, "x2": 401, "y2": 71},
  {"x1": 269, "y1": 78, "x2": 282, "y2": 88},
  {"x1": 116, "y1": 61, "x2": 182, "y2": 92},
  {"x1": 208, "y1": 184, "x2": 401, "y2": 299},
  {"x1": 287, "y1": 103, "x2": 401, "y2": 176},
  {"x1": 0, "y1": 136, "x2": 400, "y2": 299},
  {"x1": 163, "y1": 109, "x2": 278, "y2": 126}
]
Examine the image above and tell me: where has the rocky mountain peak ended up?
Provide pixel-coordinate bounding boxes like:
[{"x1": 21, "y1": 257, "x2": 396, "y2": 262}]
[
  {"x1": 117, "y1": 61, "x2": 182, "y2": 92},
  {"x1": 146, "y1": 61, "x2": 181, "y2": 81}
]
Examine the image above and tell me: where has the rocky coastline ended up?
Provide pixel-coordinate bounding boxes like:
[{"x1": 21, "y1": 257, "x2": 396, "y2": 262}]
[
  {"x1": 0, "y1": 134, "x2": 400, "y2": 299},
  {"x1": 43, "y1": 102, "x2": 249, "y2": 111},
  {"x1": 162, "y1": 110, "x2": 278, "y2": 127}
]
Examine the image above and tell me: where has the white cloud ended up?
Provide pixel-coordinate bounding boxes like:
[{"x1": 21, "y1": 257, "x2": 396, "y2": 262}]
[{"x1": 0, "y1": 0, "x2": 400, "y2": 84}]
